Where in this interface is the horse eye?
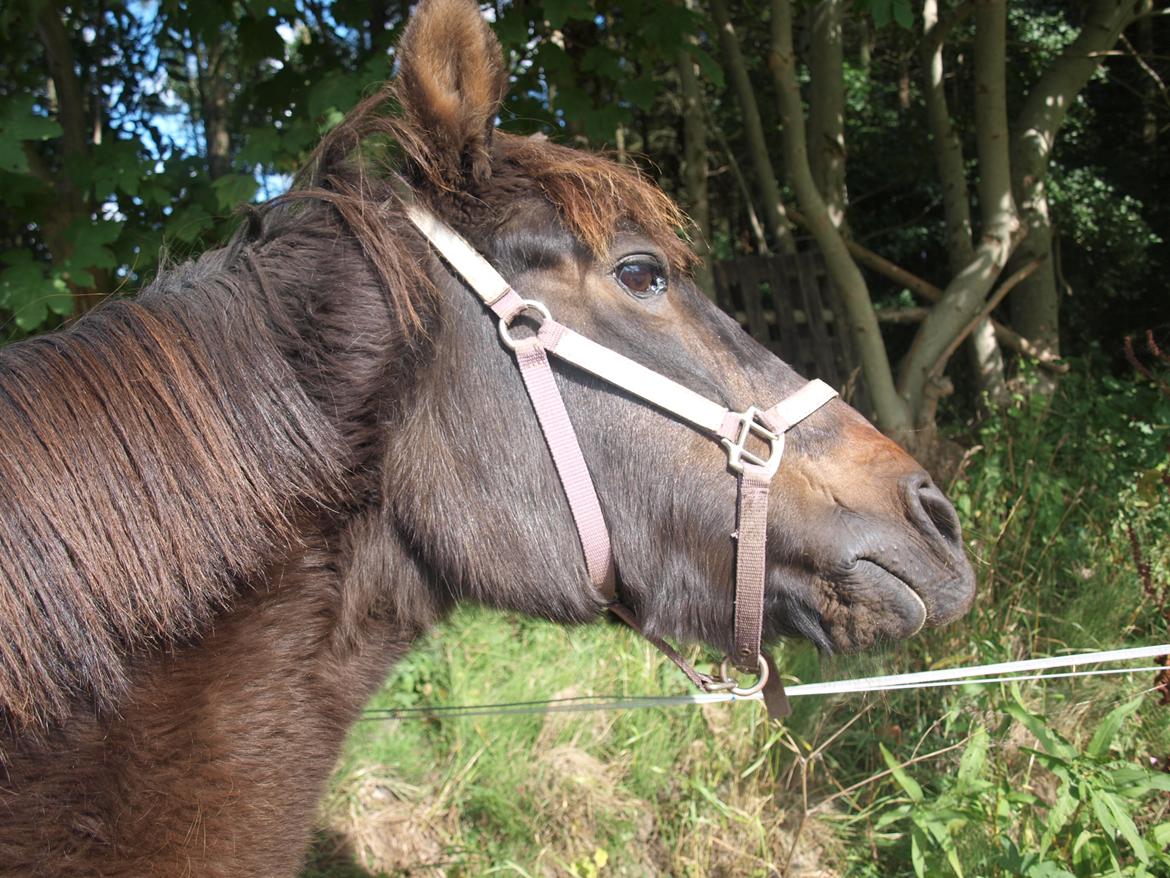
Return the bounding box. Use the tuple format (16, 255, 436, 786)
(615, 259, 667, 298)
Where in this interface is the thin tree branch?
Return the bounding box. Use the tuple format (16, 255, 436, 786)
(707, 0, 798, 255)
(922, 0, 973, 55)
(811, 737, 972, 813)
(927, 258, 1041, 381)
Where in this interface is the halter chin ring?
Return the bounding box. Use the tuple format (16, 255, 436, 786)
(721, 406, 785, 478)
(498, 299, 552, 350)
(718, 654, 770, 697)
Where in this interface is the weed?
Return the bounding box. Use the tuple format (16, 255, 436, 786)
(305, 357, 1170, 877)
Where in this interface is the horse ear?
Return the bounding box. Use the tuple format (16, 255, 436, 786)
(395, 0, 508, 187)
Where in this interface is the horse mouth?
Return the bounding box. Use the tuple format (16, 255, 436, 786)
(813, 559, 931, 654)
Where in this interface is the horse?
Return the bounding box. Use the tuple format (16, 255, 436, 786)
(0, 0, 975, 873)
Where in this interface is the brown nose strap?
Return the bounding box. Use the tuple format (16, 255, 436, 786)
(400, 195, 837, 719)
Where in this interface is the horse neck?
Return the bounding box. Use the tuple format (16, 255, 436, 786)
(0, 250, 349, 736)
(0, 520, 444, 877)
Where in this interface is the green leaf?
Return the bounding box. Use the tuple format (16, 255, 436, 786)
(1087, 696, 1142, 758)
(1090, 790, 1123, 864)
(239, 14, 286, 65)
(1102, 791, 1149, 863)
(583, 104, 628, 144)
(0, 95, 64, 173)
(1024, 863, 1076, 878)
(62, 219, 122, 278)
(641, 5, 700, 55)
(211, 173, 259, 210)
(582, 45, 623, 80)
(1153, 823, 1170, 848)
(0, 253, 71, 331)
(957, 725, 988, 787)
(874, 802, 914, 829)
(910, 823, 928, 878)
(880, 743, 923, 803)
(307, 74, 363, 120)
(1115, 770, 1170, 796)
(88, 138, 144, 199)
(45, 274, 74, 317)
(542, 0, 593, 30)
(620, 78, 658, 112)
(1046, 785, 1078, 840)
(167, 204, 214, 243)
(493, 6, 531, 48)
(238, 127, 282, 166)
(1006, 687, 1077, 760)
(892, 0, 914, 29)
(14, 297, 47, 331)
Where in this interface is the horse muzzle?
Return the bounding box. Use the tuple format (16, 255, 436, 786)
(772, 470, 976, 654)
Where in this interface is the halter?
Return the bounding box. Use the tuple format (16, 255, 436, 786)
(403, 199, 837, 718)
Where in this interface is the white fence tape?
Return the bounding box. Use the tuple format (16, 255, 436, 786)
(361, 644, 1170, 721)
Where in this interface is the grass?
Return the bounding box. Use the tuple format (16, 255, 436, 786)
(304, 362, 1170, 877)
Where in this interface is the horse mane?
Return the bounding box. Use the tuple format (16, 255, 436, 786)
(1, 27, 696, 737)
(0, 250, 347, 736)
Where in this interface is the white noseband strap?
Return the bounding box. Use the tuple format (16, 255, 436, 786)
(401, 198, 837, 712)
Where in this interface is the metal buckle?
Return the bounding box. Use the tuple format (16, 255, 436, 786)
(720, 407, 784, 477)
(717, 654, 770, 697)
(498, 299, 552, 350)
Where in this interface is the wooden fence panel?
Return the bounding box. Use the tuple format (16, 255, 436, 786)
(713, 250, 868, 411)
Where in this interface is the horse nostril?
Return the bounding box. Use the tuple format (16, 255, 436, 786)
(903, 472, 963, 550)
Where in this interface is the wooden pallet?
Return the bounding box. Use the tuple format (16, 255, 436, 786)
(713, 251, 867, 411)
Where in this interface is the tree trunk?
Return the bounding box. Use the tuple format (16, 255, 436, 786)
(34, 0, 103, 312)
(197, 30, 232, 181)
(1138, 3, 1157, 147)
(769, 0, 911, 439)
(1010, 0, 1140, 362)
(711, 120, 770, 254)
(921, 0, 1006, 405)
(807, 0, 847, 229)
(707, 0, 798, 255)
(898, 0, 1018, 422)
(34, 2, 87, 164)
(678, 44, 716, 299)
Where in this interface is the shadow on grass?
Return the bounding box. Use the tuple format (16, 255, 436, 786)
(301, 828, 382, 878)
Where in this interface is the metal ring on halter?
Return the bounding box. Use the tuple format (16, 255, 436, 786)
(718, 654, 770, 697)
(498, 299, 552, 350)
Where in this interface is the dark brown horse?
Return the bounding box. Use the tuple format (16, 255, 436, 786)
(0, 1, 974, 873)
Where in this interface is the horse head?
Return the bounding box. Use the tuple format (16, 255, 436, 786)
(367, 0, 975, 663)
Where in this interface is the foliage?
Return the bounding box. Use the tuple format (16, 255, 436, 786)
(301, 359, 1170, 877)
(876, 693, 1170, 877)
(5, 1, 1166, 355)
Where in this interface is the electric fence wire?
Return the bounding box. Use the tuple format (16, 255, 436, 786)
(359, 643, 1170, 722)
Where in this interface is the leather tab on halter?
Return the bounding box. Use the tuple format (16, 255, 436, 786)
(761, 653, 792, 720)
(489, 286, 525, 321)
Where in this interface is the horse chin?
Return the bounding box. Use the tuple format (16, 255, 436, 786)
(806, 560, 930, 654)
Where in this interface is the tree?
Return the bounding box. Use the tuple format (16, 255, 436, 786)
(1009, 0, 1142, 370)
(2, 0, 1166, 449)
